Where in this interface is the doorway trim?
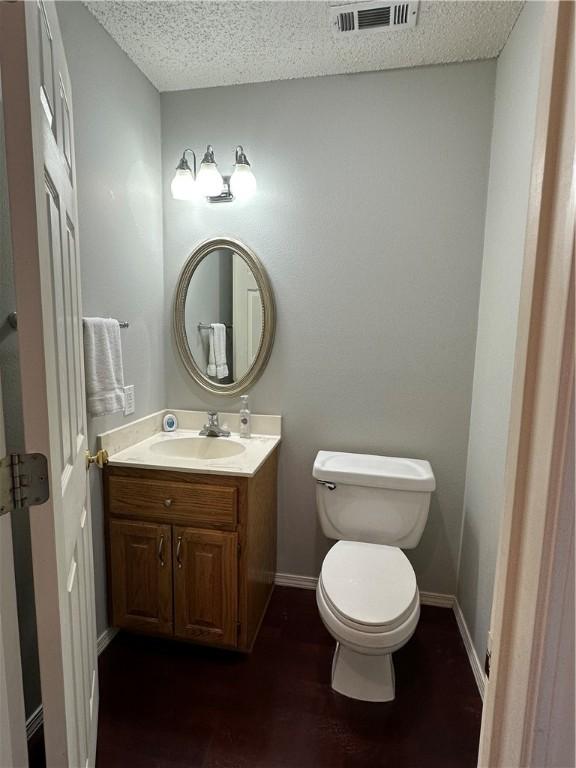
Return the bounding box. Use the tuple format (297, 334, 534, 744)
(478, 1, 574, 765)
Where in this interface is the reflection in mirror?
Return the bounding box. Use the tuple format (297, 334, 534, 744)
(173, 238, 275, 396)
(184, 248, 263, 384)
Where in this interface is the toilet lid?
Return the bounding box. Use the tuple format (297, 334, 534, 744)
(320, 541, 418, 630)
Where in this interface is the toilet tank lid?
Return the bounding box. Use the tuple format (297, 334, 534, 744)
(313, 451, 436, 491)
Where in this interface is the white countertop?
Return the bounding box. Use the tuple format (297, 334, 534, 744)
(98, 410, 281, 477)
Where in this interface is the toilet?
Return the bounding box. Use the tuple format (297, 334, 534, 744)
(313, 450, 435, 703)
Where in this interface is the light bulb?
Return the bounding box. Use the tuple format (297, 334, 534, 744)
(196, 145, 223, 197)
(171, 167, 197, 200)
(230, 164, 257, 200)
(197, 162, 224, 197)
(230, 146, 256, 201)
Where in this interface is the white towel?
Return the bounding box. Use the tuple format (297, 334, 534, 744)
(207, 323, 229, 380)
(83, 318, 125, 416)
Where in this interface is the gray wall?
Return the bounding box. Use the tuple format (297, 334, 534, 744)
(457, 2, 545, 663)
(161, 62, 495, 593)
(57, 2, 164, 636)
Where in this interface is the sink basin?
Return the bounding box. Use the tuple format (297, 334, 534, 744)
(150, 437, 246, 460)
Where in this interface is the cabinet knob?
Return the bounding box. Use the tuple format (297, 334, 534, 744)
(164, 498, 172, 508)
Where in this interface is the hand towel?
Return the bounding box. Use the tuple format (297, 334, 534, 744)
(207, 323, 229, 380)
(83, 317, 125, 416)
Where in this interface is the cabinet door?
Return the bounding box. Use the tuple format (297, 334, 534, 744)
(109, 520, 173, 635)
(173, 527, 238, 647)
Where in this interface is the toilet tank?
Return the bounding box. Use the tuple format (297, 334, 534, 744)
(313, 451, 435, 549)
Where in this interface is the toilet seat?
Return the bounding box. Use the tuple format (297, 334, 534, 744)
(320, 541, 418, 632)
(316, 578, 420, 655)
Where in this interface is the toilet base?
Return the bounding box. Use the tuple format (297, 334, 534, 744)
(331, 643, 395, 702)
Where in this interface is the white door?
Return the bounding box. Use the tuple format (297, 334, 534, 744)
(0, 2, 99, 766)
(233, 254, 263, 380)
(0, 376, 28, 768)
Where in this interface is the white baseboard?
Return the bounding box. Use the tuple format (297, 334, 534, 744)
(25, 704, 43, 740)
(274, 572, 318, 589)
(97, 627, 118, 656)
(454, 599, 487, 700)
(26, 626, 118, 741)
(419, 591, 455, 608)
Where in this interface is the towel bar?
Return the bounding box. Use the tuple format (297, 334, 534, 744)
(5, 313, 129, 331)
(198, 322, 233, 331)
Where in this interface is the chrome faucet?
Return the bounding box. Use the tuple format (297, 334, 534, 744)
(199, 411, 231, 438)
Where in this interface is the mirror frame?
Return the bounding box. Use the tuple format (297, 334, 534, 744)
(173, 237, 276, 396)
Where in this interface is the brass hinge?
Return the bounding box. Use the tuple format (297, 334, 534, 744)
(0, 453, 50, 517)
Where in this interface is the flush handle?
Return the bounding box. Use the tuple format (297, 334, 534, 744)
(317, 481, 336, 491)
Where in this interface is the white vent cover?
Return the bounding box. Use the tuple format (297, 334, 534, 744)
(330, 1, 419, 34)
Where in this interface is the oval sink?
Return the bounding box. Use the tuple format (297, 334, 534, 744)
(150, 437, 246, 460)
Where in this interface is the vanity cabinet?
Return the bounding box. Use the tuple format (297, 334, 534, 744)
(173, 527, 238, 646)
(109, 519, 173, 636)
(103, 450, 277, 652)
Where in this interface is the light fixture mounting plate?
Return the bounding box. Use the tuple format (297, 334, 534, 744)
(207, 175, 234, 204)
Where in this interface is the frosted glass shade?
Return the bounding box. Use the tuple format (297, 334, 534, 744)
(196, 162, 224, 197)
(230, 164, 257, 200)
(171, 168, 197, 200)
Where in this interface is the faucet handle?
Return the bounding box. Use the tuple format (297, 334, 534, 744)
(207, 411, 219, 425)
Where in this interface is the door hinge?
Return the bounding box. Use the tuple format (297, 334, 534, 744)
(0, 453, 50, 517)
(484, 629, 493, 677)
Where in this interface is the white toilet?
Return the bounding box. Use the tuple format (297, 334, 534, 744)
(313, 450, 435, 703)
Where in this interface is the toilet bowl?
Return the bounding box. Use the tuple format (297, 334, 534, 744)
(316, 540, 420, 701)
(313, 451, 435, 702)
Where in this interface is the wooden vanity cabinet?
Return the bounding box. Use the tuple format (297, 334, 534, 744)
(109, 519, 173, 636)
(173, 527, 238, 646)
(103, 450, 277, 652)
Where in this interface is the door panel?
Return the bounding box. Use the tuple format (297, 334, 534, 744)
(0, 378, 27, 767)
(109, 520, 173, 635)
(38, 0, 55, 130)
(0, 2, 98, 764)
(174, 527, 238, 646)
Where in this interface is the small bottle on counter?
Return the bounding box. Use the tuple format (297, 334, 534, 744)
(239, 395, 251, 438)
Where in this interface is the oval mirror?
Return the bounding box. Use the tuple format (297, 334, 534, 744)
(173, 237, 276, 395)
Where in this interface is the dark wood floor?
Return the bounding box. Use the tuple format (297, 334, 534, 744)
(30, 586, 482, 768)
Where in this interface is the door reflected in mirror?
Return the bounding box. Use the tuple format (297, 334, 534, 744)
(174, 238, 275, 395)
(184, 248, 263, 384)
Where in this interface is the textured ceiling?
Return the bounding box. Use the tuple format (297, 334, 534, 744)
(83, 1, 523, 92)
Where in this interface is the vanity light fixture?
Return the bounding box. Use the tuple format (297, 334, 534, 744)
(196, 145, 224, 197)
(230, 146, 257, 200)
(170, 148, 198, 200)
(170, 144, 256, 203)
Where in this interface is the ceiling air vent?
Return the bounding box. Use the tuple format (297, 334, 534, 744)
(330, 1, 419, 34)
